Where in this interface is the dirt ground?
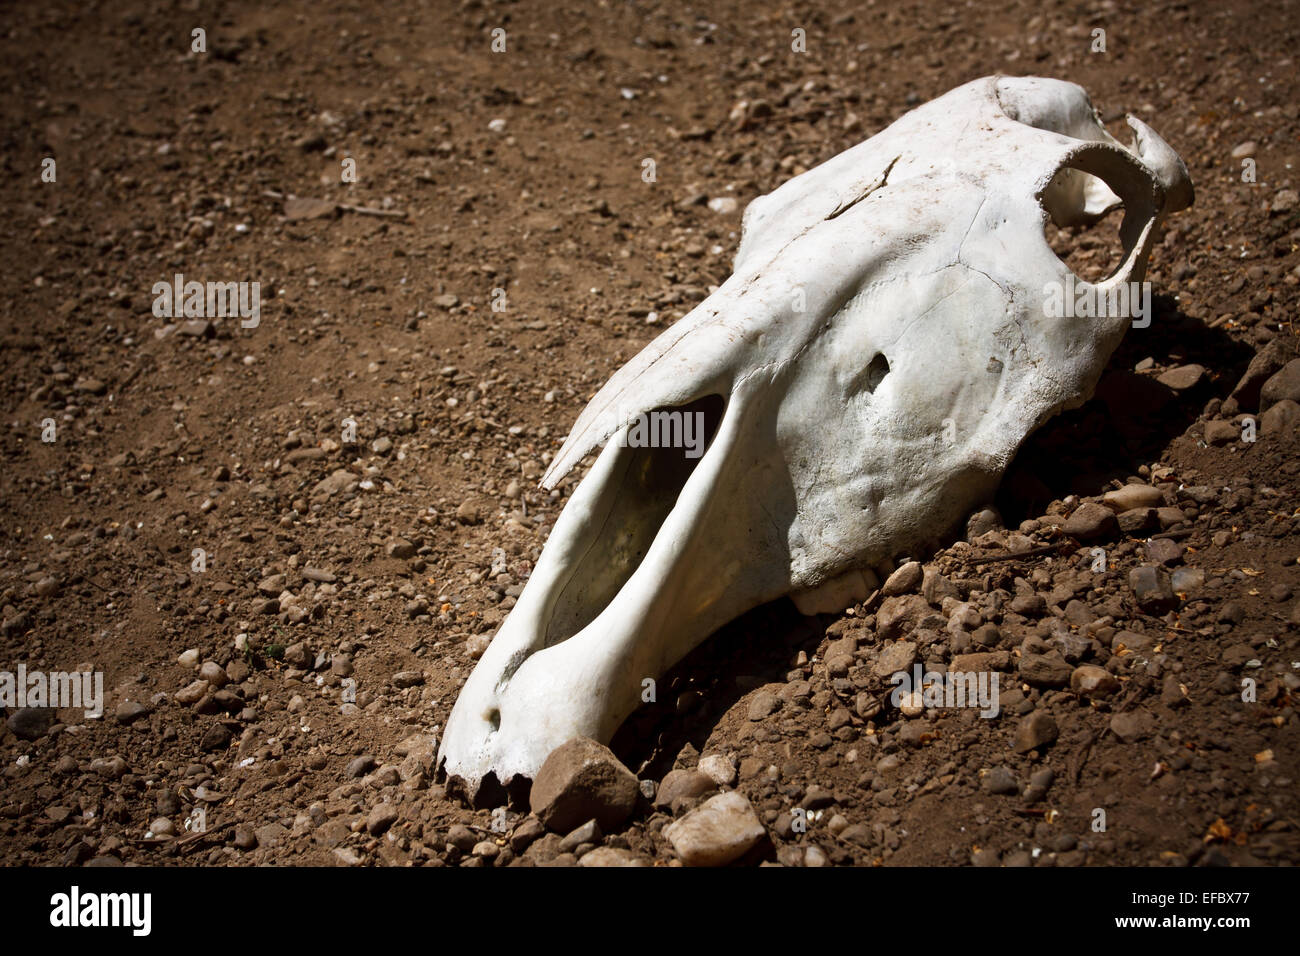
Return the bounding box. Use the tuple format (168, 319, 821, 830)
(1, 0, 1297, 867)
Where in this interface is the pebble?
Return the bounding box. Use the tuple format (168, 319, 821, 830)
(1110, 709, 1156, 743)
(747, 690, 781, 720)
(1204, 420, 1239, 445)
(1260, 360, 1300, 409)
(114, 701, 150, 724)
(873, 640, 917, 679)
(697, 754, 738, 787)
(579, 847, 649, 867)
(1070, 664, 1119, 698)
(6, 707, 54, 740)
(982, 766, 1019, 795)
(199, 661, 228, 687)
(1261, 399, 1298, 435)
(1014, 710, 1059, 753)
(346, 755, 376, 778)
(881, 560, 923, 596)
(1018, 652, 1072, 688)
(1129, 565, 1178, 614)
(1145, 537, 1184, 566)
(1063, 502, 1119, 541)
(199, 725, 232, 751)
(90, 756, 127, 779)
(385, 538, 416, 559)
(528, 737, 639, 832)
(663, 791, 766, 866)
(446, 824, 478, 852)
(366, 803, 399, 836)
(558, 818, 601, 853)
(1103, 484, 1164, 512)
(654, 769, 717, 810)
(1156, 364, 1205, 391)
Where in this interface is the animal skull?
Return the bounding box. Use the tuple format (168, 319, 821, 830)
(438, 75, 1192, 800)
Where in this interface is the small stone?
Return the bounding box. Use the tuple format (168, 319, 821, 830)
(579, 847, 649, 867)
(177, 319, 214, 338)
(1156, 364, 1205, 391)
(1014, 710, 1058, 753)
(747, 690, 781, 721)
(697, 754, 738, 787)
(175, 680, 209, 705)
(1171, 567, 1205, 593)
(254, 822, 288, 849)
(654, 769, 719, 810)
(1129, 565, 1178, 614)
(33, 576, 59, 597)
(257, 574, 286, 597)
(177, 648, 200, 668)
(198, 661, 229, 687)
(1103, 484, 1164, 512)
(302, 567, 337, 583)
(877, 594, 932, 638)
(7, 707, 54, 740)
(663, 791, 766, 866)
(1261, 359, 1300, 410)
(366, 803, 399, 836)
(199, 725, 232, 752)
(1063, 502, 1119, 541)
(1018, 652, 1072, 688)
(529, 737, 639, 833)
(385, 538, 416, 559)
(1009, 592, 1046, 616)
(446, 824, 478, 852)
(558, 818, 601, 854)
(509, 817, 545, 853)
(1204, 420, 1238, 445)
(1261, 399, 1299, 436)
(1110, 709, 1156, 743)
(1145, 537, 1183, 566)
(74, 377, 107, 395)
(982, 766, 1019, 795)
(874, 640, 918, 679)
(1070, 664, 1119, 698)
(881, 560, 923, 596)
(114, 701, 149, 725)
(89, 756, 127, 779)
(148, 817, 175, 838)
(967, 507, 1004, 538)
(345, 755, 376, 778)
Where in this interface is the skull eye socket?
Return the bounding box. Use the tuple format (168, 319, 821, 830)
(1043, 202, 1126, 285)
(1039, 150, 1161, 287)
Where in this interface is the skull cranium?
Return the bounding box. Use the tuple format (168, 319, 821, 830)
(438, 75, 1193, 801)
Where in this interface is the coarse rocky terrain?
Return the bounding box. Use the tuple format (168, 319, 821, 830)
(0, 0, 1297, 866)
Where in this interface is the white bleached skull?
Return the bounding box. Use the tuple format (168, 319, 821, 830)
(439, 75, 1193, 800)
